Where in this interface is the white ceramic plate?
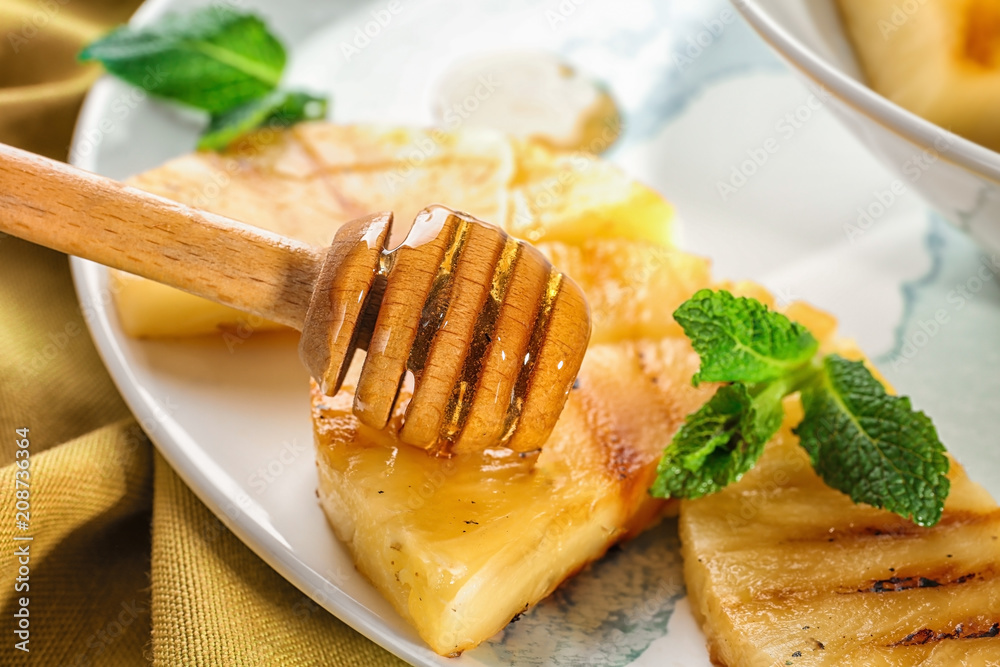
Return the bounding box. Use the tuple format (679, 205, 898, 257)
(70, 0, 1000, 665)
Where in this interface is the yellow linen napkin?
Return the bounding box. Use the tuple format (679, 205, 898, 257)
(0, 1, 405, 664)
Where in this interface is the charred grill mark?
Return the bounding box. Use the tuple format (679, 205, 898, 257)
(851, 565, 993, 594)
(569, 371, 641, 491)
(287, 130, 371, 218)
(865, 576, 941, 593)
(785, 509, 1000, 546)
(604, 347, 678, 495)
(892, 622, 999, 647)
(845, 509, 1000, 537)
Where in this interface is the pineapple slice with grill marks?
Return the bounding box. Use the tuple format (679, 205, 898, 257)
(314, 333, 714, 656)
(536, 239, 710, 344)
(113, 125, 674, 338)
(113, 124, 515, 337)
(681, 400, 1000, 666)
(312, 213, 814, 655)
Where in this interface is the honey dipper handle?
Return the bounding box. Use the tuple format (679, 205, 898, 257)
(0, 142, 322, 329)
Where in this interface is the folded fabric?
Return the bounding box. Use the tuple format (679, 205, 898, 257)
(0, 1, 404, 664)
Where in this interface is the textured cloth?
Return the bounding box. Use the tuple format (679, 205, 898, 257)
(0, 1, 405, 664)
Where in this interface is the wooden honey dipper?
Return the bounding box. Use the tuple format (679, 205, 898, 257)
(0, 143, 591, 454)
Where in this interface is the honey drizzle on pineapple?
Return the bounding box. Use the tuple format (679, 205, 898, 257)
(365, 207, 576, 456)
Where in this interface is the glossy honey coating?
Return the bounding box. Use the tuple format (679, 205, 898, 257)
(300, 205, 591, 454)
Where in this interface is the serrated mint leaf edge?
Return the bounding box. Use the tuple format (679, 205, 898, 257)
(651, 380, 786, 500)
(674, 289, 818, 386)
(795, 354, 950, 527)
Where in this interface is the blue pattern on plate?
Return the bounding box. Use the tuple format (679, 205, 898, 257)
(878, 216, 949, 365)
(486, 519, 686, 666)
(555, 0, 783, 155)
(880, 217, 1000, 491)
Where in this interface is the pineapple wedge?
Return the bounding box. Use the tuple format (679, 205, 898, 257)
(314, 335, 714, 656)
(536, 239, 710, 344)
(113, 124, 672, 337)
(314, 288, 835, 657)
(113, 124, 514, 337)
(506, 140, 675, 246)
(837, 0, 1000, 152)
(681, 401, 1000, 666)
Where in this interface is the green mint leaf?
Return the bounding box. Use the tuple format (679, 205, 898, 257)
(795, 354, 950, 527)
(674, 289, 818, 386)
(651, 381, 785, 499)
(197, 90, 327, 150)
(80, 7, 285, 112)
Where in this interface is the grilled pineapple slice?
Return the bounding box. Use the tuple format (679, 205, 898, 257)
(837, 0, 1000, 152)
(113, 124, 672, 337)
(314, 286, 836, 656)
(536, 239, 710, 343)
(506, 140, 675, 246)
(114, 124, 514, 337)
(314, 334, 713, 656)
(681, 401, 1000, 666)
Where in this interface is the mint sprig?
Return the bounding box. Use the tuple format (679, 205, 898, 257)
(675, 289, 818, 386)
(651, 289, 950, 527)
(80, 7, 327, 149)
(797, 355, 950, 527)
(651, 382, 783, 499)
(198, 91, 327, 150)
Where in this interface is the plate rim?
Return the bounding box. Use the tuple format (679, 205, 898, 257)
(66, 1, 454, 665)
(735, 0, 1000, 185)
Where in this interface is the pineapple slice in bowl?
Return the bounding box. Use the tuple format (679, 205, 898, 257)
(837, 0, 1000, 154)
(735, 0, 1000, 255)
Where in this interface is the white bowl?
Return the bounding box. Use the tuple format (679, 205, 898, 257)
(735, 0, 1000, 255)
